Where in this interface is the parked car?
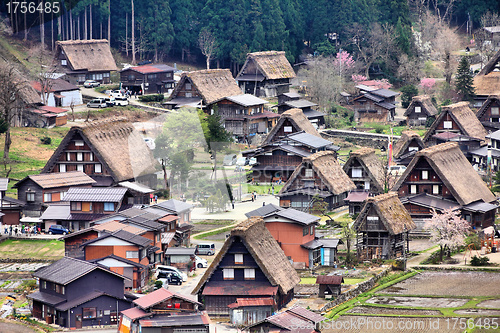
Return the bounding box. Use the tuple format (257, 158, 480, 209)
(195, 242, 215, 256)
(104, 97, 115, 107)
(156, 265, 188, 282)
(114, 96, 129, 106)
(83, 80, 100, 88)
(236, 157, 248, 166)
(156, 272, 183, 285)
(87, 98, 107, 108)
(223, 154, 237, 166)
(195, 255, 208, 268)
(143, 137, 155, 150)
(48, 225, 70, 235)
(248, 157, 257, 166)
(389, 165, 407, 175)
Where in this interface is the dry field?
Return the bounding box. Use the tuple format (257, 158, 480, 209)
(379, 271, 500, 297)
(347, 306, 441, 316)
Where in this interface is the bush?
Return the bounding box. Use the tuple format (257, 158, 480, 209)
(470, 255, 490, 266)
(372, 124, 385, 134)
(139, 94, 164, 102)
(40, 136, 51, 145)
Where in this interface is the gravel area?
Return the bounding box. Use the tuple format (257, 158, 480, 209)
(379, 271, 500, 297)
(366, 296, 468, 308)
(478, 299, 500, 308)
(0, 321, 38, 333)
(347, 306, 441, 316)
(455, 309, 500, 316)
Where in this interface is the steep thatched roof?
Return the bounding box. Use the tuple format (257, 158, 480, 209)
(353, 192, 415, 235)
(343, 148, 385, 193)
(393, 142, 496, 206)
(474, 49, 500, 96)
(192, 217, 300, 295)
(423, 102, 487, 143)
(238, 51, 295, 80)
(263, 108, 319, 145)
(42, 118, 158, 182)
(56, 40, 117, 72)
(280, 151, 356, 196)
(393, 131, 425, 158)
(404, 95, 438, 116)
(169, 69, 242, 105)
(476, 95, 500, 120)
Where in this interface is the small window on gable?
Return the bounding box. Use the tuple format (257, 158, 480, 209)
(185, 83, 192, 90)
(284, 126, 292, 133)
(75, 140, 84, 146)
(77, 164, 84, 172)
(433, 185, 440, 194)
(410, 185, 417, 194)
(234, 254, 243, 264)
(352, 168, 362, 178)
(244, 268, 255, 280)
(95, 164, 102, 173)
(305, 168, 313, 178)
(492, 107, 499, 115)
(414, 106, 421, 113)
(223, 268, 234, 280)
(66, 152, 71, 161)
(61, 59, 67, 66)
(443, 121, 452, 129)
(104, 202, 115, 211)
(26, 192, 35, 202)
(422, 170, 428, 180)
(186, 92, 192, 98)
(59, 164, 66, 172)
(77, 152, 83, 161)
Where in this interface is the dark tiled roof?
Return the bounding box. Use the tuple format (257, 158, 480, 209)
(287, 306, 325, 324)
(301, 239, 323, 250)
(139, 313, 210, 327)
(274, 209, 320, 225)
(134, 287, 200, 310)
(40, 203, 71, 220)
(286, 132, 334, 149)
(165, 247, 196, 255)
(316, 275, 343, 285)
(83, 229, 151, 247)
(56, 290, 105, 311)
(63, 187, 128, 202)
(121, 307, 148, 320)
(89, 254, 147, 268)
(154, 199, 193, 213)
(14, 171, 96, 189)
(27, 291, 65, 306)
(202, 281, 278, 296)
(245, 203, 283, 218)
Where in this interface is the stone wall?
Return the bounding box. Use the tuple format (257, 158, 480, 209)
(320, 129, 400, 150)
(318, 266, 392, 312)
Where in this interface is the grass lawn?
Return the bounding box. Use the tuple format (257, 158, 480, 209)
(0, 239, 64, 260)
(300, 277, 317, 284)
(246, 184, 283, 195)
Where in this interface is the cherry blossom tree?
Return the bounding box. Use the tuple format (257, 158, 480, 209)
(420, 78, 436, 95)
(424, 208, 470, 262)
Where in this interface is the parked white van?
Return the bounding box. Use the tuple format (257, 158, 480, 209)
(195, 243, 215, 255)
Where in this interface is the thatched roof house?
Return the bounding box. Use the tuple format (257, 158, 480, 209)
(423, 101, 487, 144)
(42, 118, 158, 187)
(404, 95, 438, 126)
(474, 49, 500, 102)
(475, 95, 500, 132)
(393, 131, 426, 166)
(393, 142, 495, 206)
(55, 39, 117, 85)
(262, 108, 319, 145)
(192, 217, 299, 316)
(166, 69, 242, 108)
(236, 51, 296, 97)
(343, 147, 385, 194)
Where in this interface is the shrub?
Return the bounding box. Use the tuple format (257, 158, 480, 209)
(470, 255, 490, 266)
(40, 136, 51, 145)
(139, 94, 164, 102)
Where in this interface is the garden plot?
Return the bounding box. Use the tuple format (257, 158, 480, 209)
(478, 299, 500, 308)
(366, 296, 468, 308)
(455, 309, 500, 316)
(0, 263, 49, 272)
(347, 306, 441, 316)
(379, 271, 500, 297)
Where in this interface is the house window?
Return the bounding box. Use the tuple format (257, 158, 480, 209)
(60, 191, 67, 200)
(43, 193, 52, 202)
(55, 284, 65, 294)
(77, 152, 83, 161)
(244, 268, 255, 280)
(71, 202, 82, 211)
(303, 226, 309, 236)
(409, 146, 419, 152)
(61, 59, 67, 66)
(128, 74, 135, 81)
(443, 121, 452, 129)
(492, 107, 499, 115)
(41, 280, 46, 289)
(433, 185, 440, 195)
(422, 170, 428, 180)
(305, 168, 313, 178)
(104, 202, 115, 211)
(223, 268, 234, 280)
(126, 251, 139, 259)
(89, 152, 93, 161)
(364, 181, 370, 190)
(95, 164, 102, 173)
(310, 225, 314, 235)
(234, 254, 243, 264)
(103, 72, 110, 78)
(59, 164, 66, 172)
(185, 92, 192, 98)
(184, 213, 189, 221)
(410, 185, 417, 194)
(77, 164, 84, 172)
(66, 152, 71, 161)
(415, 106, 421, 113)
(185, 83, 192, 90)
(147, 74, 157, 80)
(352, 168, 362, 178)
(284, 126, 292, 133)
(75, 140, 84, 146)
(95, 73, 103, 80)
(82, 202, 92, 212)
(83, 307, 97, 319)
(291, 201, 302, 208)
(26, 192, 35, 202)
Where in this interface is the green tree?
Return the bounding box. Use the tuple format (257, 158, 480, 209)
(400, 84, 419, 108)
(340, 221, 356, 266)
(200, 110, 233, 182)
(140, 0, 174, 62)
(455, 56, 475, 102)
(170, 0, 198, 61)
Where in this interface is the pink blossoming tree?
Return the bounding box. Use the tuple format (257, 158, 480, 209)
(420, 78, 436, 95)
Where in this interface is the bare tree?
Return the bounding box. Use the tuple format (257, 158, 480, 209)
(131, 0, 136, 64)
(198, 29, 217, 70)
(480, 10, 500, 28)
(0, 63, 32, 168)
(28, 45, 58, 105)
(397, 54, 423, 85)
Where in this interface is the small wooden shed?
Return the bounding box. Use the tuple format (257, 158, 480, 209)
(316, 275, 344, 298)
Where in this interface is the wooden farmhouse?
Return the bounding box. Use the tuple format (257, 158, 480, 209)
(28, 257, 132, 329)
(276, 92, 324, 128)
(215, 94, 279, 141)
(354, 192, 415, 260)
(393, 142, 498, 229)
(228, 298, 275, 327)
(55, 39, 117, 85)
(423, 102, 487, 154)
(470, 130, 500, 172)
(192, 217, 300, 317)
(13, 171, 95, 218)
(42, 118, 158, 189)
(343, 148, 385, 215)
(0, 178, 25, 226)
(278, 151, 356, 211)
(262, 108, 319, 145)
(118, 288, 209, 333)
(165, 69, 241, 110)
(393, 130, 426, 166)
(247, 131, 339, 184)
(236, 51, 296, 97)
(404, 95, 438, 127)
(316, 275, 344, 298)
(120, 63, 176, 95)
(473, 49, 500, 107)
(351, 88, 398, 123)
(25, 105, 68, 128)
(475, 95, 500, 132)
(31, 78, 83, 107)
(245, 306, 325, 333)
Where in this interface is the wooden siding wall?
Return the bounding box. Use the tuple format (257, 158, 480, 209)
(397, 159, 452, 199)
(65, 232, 99, 259)
(478, 100, 500, 122)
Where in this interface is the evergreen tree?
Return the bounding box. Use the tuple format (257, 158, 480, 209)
(455, 56, 475, 102)
(400, 84, 418, 108)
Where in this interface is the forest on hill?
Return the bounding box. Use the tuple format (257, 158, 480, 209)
(0, 0, 499, 79)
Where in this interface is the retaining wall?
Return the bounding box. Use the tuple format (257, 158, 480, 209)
(320, 129, 400, 150)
